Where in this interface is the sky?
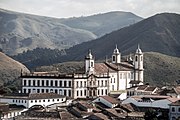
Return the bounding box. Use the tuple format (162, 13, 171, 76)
(0, 0, 180, 18)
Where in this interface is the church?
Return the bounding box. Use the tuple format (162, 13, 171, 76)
(21, 45, 144, 99)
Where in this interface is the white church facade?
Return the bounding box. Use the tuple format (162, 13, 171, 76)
(21, 46, 144, 99)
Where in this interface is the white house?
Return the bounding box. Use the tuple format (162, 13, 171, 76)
(0, 93, 66, 108)
(169, 100, 180, 120)
(122, 95, 180, 109)
(93, 96, 119, 108)
(21, 45, 144, 99)
(0, 102, 27, 120)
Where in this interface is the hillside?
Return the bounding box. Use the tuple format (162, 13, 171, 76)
(59, 11, 143, 37)
(0, 9, 142, 55)
(0, 52, 29, 93)
(0, 8, 97, 55)
(63, 13, 180, 61)
(35, 52, 180, 86)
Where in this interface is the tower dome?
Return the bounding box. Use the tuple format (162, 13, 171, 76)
(136, 44, 142, 54)
(113, 45, 120, 54)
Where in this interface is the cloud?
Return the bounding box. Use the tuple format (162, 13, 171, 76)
(0, 0, 179, 18)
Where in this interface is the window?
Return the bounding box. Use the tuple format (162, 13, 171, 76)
(43, 100, 45, 102)
(84, 81, 86, 87)
(50, 89, 53, 93)
(105, 89, 108, 95)
(64, 90, 66, 96)
(80, 81, 82, 87)
(69, 81, 71, 87)
(28, 89, 31, 93)
(28, 80, 31, 86)
(37, 80, 40, 86)
(55, 89, 58, 94)
(23, 89, 26, 93)
(101, 80, 103, 86)
(24, 80, 26, 86)
(52, 99, 54, 102)
(101, 89, 103, 95)
(98, 81, 99, 86)
(37, 89, 40, 93)
(55, 80, 58, 86)
(35, 100, 37, 103)
(136, 56, 137, 61)
(105, 80, 107, 86)
(46, 89, 49, 93)
(84, 90, 86, 96)
(112, 85, 114, 91)
(42, 89, 44, 93)
(91, 62, 94, 67)
(112, 56, 115, 62)
(13, 100, 14, 102)
(51, 80, 53, 86)
(33, 80, 36, 86)
(57, 99, 59, 101)
(64, 81, 67, 87)
(172, 107, 175, 112)
(97, 90, 99, 95)
(59, 81, 62, 87)
(76, 81, 79, 88)
(80, 90, 83, 96)
(42, 80, 44, 86)
(178, 107, 180, 112)
(46, 80, 49, 86)
(31, 100, 33, 103)
(59, 89, 62, 95)
(69, 90, 71, 97)
(77, 90, 79, 96)
(48, 99, 50, 102)
(39, 100, 41, 102)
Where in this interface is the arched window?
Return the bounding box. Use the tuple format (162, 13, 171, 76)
(172, 107, 175, 112)
(136, 56, 137, 61)
(112, 56, 115, 62)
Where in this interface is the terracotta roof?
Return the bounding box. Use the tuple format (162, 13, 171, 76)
(129, 81, 142, 84)
(100, 96, 119, 104)
(77, 101, 94, 109)
(28, 93, 65, 100)
(174, 86, 180, 94)
(104, 62, 134, 71)
(127, 112, 145, 117)
(169, 100, 180, 106)
(168, 97, 180, 103)
(94, 63, 111, 73)
(120, 103, 139, 112)
(136, 85, 148, 90)
(145, 87, 157, 92)
(59, 111, 77, 119)
(105, 108, 126, 118)
(92, 113, 109, 120)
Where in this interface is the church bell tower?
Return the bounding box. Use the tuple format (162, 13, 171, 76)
(112, 45, 121, 64)
(134, 44, 144, 83)
(85, 50, 94, 75)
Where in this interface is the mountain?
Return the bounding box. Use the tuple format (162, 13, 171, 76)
(0, 9, 142, 55)
(13, 13, 180, 69)
(63, 13, 180, 61)
(0, 8, 97, 55)
(0, 52, 29, 93)
(35, 52, 180, 86)
(59, 11, 143, 37)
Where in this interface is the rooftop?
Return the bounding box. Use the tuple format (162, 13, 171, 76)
(100, 96, 119, 104)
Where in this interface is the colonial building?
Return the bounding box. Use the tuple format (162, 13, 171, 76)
(21, 45, 144, 99)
